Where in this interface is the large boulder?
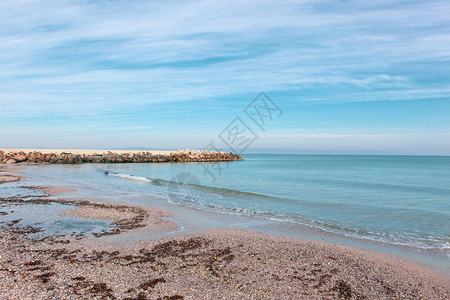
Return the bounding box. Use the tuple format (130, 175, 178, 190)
(13, 154, 27, 162)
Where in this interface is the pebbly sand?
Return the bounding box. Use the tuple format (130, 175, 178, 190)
(0, 166, 449, 299)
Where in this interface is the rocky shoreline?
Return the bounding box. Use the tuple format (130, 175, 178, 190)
(0, 149, 242, 164)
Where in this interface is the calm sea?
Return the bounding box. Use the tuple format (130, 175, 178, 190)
(21, 154, 450, 250)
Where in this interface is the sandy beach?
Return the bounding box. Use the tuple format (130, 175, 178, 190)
(0, 165, 449, 299)
(3, 0, 449, 298)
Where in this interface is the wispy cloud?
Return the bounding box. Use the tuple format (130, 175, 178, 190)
(0, 0, 449, 152)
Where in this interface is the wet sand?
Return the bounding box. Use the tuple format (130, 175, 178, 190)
(1, 166, 449, 299)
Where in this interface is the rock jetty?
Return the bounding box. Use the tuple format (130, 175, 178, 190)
(0, 149, 243, 164)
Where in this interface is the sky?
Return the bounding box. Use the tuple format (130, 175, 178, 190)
(0, 0, 449, 155)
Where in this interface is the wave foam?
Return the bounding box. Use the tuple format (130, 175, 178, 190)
(105, 171, 152, 183)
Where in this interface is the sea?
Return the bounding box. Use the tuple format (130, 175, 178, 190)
(17, 154, 450, 272)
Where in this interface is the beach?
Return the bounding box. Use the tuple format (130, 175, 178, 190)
(3, 0, 449, 298)
(1, 162, 449, 299)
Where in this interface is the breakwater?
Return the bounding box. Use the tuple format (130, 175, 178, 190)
(0, 149, 242, 164)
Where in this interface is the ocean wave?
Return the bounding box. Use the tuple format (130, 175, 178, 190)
(102, 169, 286, 201)
(104, 171, 152, 183)
(99, 169, 449, 250)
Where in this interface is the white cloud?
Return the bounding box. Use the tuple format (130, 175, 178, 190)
(0, 0, 449, 152)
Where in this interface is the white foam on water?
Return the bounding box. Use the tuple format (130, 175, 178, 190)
(106, 172, 152, 183)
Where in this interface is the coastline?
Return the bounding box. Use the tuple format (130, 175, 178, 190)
(1, 164, 449, 299)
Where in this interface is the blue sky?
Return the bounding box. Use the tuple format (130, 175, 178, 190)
(0, 0, 449, 155)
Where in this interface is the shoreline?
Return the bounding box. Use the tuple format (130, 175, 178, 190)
(8, 163, 450, 274)
(1, 165, 449, 298)
(8, 163, 450, 271)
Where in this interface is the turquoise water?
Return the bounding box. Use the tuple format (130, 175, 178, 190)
(20, 155, 450, 250)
